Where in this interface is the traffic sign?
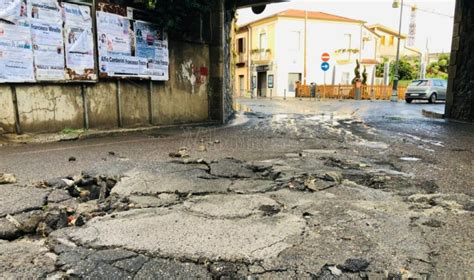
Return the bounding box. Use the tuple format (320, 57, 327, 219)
(321, 62, 330, 72)
(321, 52, 330, 62)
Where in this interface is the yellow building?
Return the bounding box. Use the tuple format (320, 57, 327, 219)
(367, 24, 422, 60)
(234, 26, 251, 97)
(234, 17, 277, 98)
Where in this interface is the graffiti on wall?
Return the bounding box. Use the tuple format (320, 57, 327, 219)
(178, 59, 208, 94)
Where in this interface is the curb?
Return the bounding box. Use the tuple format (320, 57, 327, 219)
(1, 121, 219, 145)
(422, 109, 445, 119)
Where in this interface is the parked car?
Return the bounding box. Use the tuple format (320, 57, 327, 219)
(405, 79, 447, 103)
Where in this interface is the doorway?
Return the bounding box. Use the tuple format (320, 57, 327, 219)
(288, 73, 302, 94)
(239, 75, 245, 96)
(257, 71, 267, 97)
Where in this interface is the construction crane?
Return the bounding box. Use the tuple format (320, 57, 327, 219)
(402, 3, 454, 19)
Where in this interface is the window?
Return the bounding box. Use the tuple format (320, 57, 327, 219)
(341, 72, 350, 84)
(289, 31, 301, 50)
(259, 33, 267, 50)
(381, 36, 386, 45)
(389, 36, 395, 46)
(237, 38, 245, 53)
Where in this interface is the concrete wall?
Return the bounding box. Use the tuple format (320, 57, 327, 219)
(0, 87, 15, 133)
(445, 0, 474, 122)
(0, 40, 211, 134)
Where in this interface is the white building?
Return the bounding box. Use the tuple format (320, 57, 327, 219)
(235, 10, 380, 97)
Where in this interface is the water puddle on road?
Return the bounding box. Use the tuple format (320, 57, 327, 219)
(400, 133, 445, 148)
(400, 156, 422, 162)
(355, 140, 389, 149)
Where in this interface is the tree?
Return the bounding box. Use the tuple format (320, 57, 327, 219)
(362, 66, 368, 85)
(376, 56, 418, 82)
(427, 53, 449, 79)
(352, 59, 361, 84)
(144, 0, 220, 38)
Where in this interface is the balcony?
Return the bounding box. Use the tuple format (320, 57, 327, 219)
(236, 53, 247, 67)
(251, 49, 272, 63)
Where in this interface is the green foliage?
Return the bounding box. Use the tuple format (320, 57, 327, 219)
(427, 53, 449, 79)
(376, 56, 419, 81)
(334, 48, 360, 54)
(351, 59, 361, 84)
(391, 58, 418, 81)
(147, 0, 219, 36)
(362, 66, 368, 85)
(375, 57, 389, 78)
(61, 128, 85, 135)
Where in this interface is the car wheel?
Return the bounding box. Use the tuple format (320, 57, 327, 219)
(428, 93, 437, 104)
(405, 99, 413, 104)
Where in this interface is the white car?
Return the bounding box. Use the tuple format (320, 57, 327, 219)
(405, 79, 447, 103)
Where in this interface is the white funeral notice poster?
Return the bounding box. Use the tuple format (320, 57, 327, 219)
(0, 0, 28, 23)
(0, 22, 35, 82)
(63, 3, 95, 80)
(30, 20, 65, 80)
(27, 0, 62, 24)
(97, 11, 139, 77)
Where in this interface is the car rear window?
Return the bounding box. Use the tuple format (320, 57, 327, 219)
(410, 80, 430, 86)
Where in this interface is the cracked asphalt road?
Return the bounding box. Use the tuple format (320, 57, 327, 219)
(0, 99, 473, 279)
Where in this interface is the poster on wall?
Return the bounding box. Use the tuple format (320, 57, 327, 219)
(0, 22, 35, 82)
(134, 21, 169, 81)
(96, 11, 138, 77)
(63, 3, 96, 80)
(0, 0, 28, 23)
(27, 0, 62, 24)
(30, 20, 65, 80)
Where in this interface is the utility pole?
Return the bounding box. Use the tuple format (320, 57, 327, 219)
(303, 10, 308, 86)
(391, 0, 404, 102)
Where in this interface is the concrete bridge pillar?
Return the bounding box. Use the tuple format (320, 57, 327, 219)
(445, 0, 474, 122)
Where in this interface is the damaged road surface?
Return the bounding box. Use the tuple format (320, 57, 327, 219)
(0, 100, 473, 279)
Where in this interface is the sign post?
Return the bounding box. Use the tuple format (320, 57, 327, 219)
(321, 61, 330, 99)
(320, 53, 332, 99)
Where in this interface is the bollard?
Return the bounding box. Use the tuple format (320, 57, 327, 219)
(284, 89, 287, 100)
(270, 89, 272, 100)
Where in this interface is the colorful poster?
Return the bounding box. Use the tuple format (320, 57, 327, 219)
(134, 21, 169, 81)
(0, 0, 28, 23)
(30, 20, 65, 80)
(63, 3, 95, 80)
(97, 11, 137, 76)
(0, 22, 35, 82)
(27, 0, 62, 24)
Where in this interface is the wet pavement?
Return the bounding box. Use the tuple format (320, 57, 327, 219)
(0, 98, 473, 279)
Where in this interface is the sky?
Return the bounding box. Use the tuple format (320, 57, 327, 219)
(237, 0, 455, 53)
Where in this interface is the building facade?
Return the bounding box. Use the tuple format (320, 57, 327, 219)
(234, 10, 382, 98)
(367, 24, 422, 61)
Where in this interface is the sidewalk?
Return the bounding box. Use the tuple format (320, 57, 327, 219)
(0, 121, 219, 145)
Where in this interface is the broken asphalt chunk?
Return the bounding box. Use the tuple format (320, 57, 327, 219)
(337, 258, 370, 273)
(0, 173, 17, 184)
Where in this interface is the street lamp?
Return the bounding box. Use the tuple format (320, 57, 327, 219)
(391, 0, 404, 102)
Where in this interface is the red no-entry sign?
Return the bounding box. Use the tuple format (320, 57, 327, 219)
(321, 52, 330, 62)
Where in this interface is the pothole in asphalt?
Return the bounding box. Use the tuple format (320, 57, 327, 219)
(0, 172, 121, 240)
